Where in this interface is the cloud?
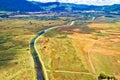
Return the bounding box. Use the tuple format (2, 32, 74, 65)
(28, 0, 120, 5)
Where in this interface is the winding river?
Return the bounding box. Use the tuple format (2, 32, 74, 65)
(30, 30, 45, 80)
(30, 21, 74, 80)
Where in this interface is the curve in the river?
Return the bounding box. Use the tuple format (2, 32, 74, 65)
(30, 21, 74, 80)
(30, 31, 46, 80)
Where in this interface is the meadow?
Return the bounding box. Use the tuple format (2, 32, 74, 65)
(36, 17, 120, 80)
(0, 19, 65, 80)
(0, 14, 120, 80)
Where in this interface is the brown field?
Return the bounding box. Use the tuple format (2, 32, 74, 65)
(36, 21, 120, 80)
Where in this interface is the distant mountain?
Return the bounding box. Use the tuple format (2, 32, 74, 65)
(0, 0, 120, 12)
(32, 2, 120, 12)
(28, 0, 120, 6)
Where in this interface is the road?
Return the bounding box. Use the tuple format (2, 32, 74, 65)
(46, 69, 96, 76)
(30, 21, 74, 80)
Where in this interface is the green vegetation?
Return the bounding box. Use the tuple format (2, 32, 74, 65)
(36, 17, 120, 80)
(98, 73, 117, 80)
(0, 19, 65, 80)
(36, 36, 89, 72)
(36, 26, 97, 79)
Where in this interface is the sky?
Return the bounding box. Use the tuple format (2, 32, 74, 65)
(28, 0, 120, 5)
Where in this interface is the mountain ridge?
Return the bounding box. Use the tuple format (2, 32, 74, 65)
(0, 0, 120, 12)
(28, 0, 120, 6)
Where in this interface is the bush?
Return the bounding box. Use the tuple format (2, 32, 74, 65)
(98, 73, 108, 79)
(98, 73, 118, 80)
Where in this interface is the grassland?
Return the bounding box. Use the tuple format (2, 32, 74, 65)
(36, 19, 120, 80)
(1, 15, 120, 80)
(88, 22, 120, 78)
(36, 26, 97, 80)
(48, 72, 96, 80)
(0, 19, 65, 80)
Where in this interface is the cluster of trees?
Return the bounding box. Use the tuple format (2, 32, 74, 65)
(98, 73, 117, 80)
(0, 14, 9, 18)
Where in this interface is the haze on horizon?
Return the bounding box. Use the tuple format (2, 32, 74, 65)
(28, 0, 120, 5)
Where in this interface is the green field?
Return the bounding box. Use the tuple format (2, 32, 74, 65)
(0, 19, 65, 80)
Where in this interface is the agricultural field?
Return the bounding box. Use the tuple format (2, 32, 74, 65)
(36, 17, 120, 80)
(0, 19, 65, 80)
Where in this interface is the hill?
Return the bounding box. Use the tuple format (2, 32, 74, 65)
(0, 0, 120, 12)
(0, 0, 43, 12)
(34, 2, 120, 12)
